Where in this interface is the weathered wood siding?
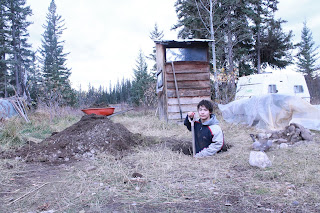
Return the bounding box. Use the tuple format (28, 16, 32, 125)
(165, 61, 211, 121)
(156, 44, 167, 121)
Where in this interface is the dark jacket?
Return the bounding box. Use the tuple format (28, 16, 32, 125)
(184, 114, 225, 157)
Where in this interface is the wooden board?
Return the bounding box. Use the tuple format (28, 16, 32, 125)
(167, 88, 211, 98)
(167, 104, 198, 113)
(167, 80, 210, 90)
(156, 44, 165, 68)
(166, 67, 209, 74)
(166, 72, 210, 82)
(157, 51, 212, 121)
(167, 96, 211, 105)
(168, 113, 187, 120)
(167, 96, 211, 120)
(165, 63, 209, 74)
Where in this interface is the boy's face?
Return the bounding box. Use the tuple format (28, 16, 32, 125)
(198, 105, 210, 122)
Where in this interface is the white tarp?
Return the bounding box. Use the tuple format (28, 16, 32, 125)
(218, 94, 320, 131)
(0, 99, 18, 119)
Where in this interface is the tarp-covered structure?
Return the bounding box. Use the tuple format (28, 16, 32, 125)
(218, 94, 320, 131)
(0, 99, 18, 120)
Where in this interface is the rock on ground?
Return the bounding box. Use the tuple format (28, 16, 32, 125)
(249, 151, 272, 168)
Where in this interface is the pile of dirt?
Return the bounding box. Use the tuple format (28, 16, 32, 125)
(2, 114, 143, 163)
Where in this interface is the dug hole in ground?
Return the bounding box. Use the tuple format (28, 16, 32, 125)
(0, 108, 319, 212)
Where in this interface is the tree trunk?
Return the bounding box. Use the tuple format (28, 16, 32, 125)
(21, 67, 32, 103)
(0, 52, 7, 97)
(11, 10, 22, 96)
(12, 28, 21, 95)
(257, 25, 261, 74)
(227, 16, 235, 97)
(4, 67, 7, 97)
(210, 0, 219, 101)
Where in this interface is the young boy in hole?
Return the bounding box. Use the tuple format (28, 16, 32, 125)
(184, 99, 227, 158)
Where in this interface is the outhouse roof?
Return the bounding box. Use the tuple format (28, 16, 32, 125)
(153, 39, 213, 48)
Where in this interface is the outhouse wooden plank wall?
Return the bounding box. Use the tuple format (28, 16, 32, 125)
(155, 40, 212, 122)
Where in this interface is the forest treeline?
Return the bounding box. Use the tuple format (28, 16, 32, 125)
(0, 0, 319, 107)
(0, 0, 75, 106)
(173, 0, 319, 102)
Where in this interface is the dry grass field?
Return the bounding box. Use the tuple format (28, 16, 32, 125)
(0, 107, 319, 212)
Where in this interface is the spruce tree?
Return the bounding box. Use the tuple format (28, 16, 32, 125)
(245, 0, 293, 73)
(173, 0, 293, 75)
(295, 21, 320, 103)
(131, 50, 153, 106)
(148, 23, 164, 74)
(6, 0, 32, 98)
(122, 79, 132, 104)
(39, 0, 74, 105)
(174, 0, 222, 99)
(295, 21, 319, 77)
(28, 51, 42, 102)
(0, 0, 9, 97)
(259, 19, 293, 69)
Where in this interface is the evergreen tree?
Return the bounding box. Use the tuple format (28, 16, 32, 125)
(120, 77, 126, 103)
(248, 0, 293, 72)
(214, 0, 255, 99)
(6, 0, 32, 98)
(115, 79, 121, 103)
(295, 21, 319, 77)
(0, 0, 9, 97)
(173, 0, 211, 39)
(174, 0, 223, 99)
(74, 78, 133, 107)
(223, 0, 255, 76)
(131, 50, 153, 106)
(173, 0, 293, 76)
(148, 23, 164, 74)
(27, 51, 42, 102)
(123, 78, 132, 104)
(39, 0, 74, 105)
(248, 0, 271, 73)
(108, 80, 112, 103)
(259, 19, 293, 69)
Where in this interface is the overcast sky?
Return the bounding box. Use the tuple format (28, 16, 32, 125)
(27, 0, 320, 90)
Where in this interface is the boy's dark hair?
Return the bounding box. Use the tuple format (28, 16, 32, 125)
(197, 99, 213, 113)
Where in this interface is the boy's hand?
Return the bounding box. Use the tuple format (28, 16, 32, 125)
(187, 112, 195, 119)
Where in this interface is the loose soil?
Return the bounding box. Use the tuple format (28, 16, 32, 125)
(1, 114, 190, 164)
(1, 114, 145, 163)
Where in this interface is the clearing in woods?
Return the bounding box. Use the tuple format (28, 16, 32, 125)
(0, 110, 320, 212)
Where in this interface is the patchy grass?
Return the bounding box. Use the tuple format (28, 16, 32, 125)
(114, 110, 190, 139)
(0, 106, 82, 150)
(0, 118, 24, 147)
(0, 109, 320, 212)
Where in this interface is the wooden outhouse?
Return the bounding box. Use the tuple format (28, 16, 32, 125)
(154, 39, 212, 122)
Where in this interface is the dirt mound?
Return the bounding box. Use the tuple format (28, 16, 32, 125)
(2, 114, 143, 163)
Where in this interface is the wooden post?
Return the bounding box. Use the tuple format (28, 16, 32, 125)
(171, 61, 182, 121)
